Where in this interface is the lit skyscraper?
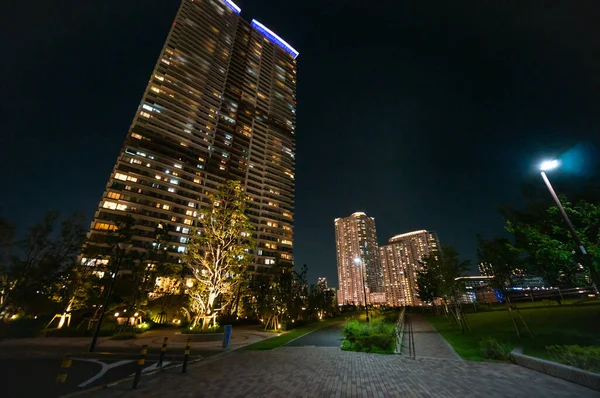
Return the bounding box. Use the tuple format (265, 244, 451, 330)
(379, 230, 440, 306)
(86, 0, 298, 271)
(334, 212, 384, 305)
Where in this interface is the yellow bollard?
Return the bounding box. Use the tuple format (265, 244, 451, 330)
(56, 355, 72, 384)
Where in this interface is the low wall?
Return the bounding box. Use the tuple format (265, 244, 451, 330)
(394, 307, 406, 354)
(510, 348, 600, 392)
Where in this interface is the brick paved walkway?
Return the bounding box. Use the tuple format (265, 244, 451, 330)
(402, 313, 460, 359)
(85, 347, 598, 397)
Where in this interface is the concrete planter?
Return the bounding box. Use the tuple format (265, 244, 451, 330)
(510, 347, 600, 392)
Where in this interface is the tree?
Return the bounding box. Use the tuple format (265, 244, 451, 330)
(420, 247, 470, 332)
(503, 197, 600, 289)
(0, 216, 16, 310)
(183, 181, 254, 329)
(477, 236, 532, 337)
(416, 262, 441, 304)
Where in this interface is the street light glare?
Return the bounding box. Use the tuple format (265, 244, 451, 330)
(354, 257, 361, 264)
(540, 159, 560, 171)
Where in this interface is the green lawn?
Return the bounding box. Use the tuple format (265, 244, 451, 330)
(424, 305, 600, 361)
(245, 315, 355, 350)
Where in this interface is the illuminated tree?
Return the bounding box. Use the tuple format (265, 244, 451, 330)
(183, 181, 254, 329)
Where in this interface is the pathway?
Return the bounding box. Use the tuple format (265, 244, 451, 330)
(286, 322, 344, 347)
(83, 346, 598, 397)
(402, 313, 460, 359)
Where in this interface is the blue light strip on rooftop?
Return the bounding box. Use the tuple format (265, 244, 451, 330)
(251, 19, 299, 59)
(223, 0, 241, 14)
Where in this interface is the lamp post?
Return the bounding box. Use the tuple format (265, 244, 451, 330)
(89, 242, 132, 352)
(354, 257, 369, 322)
(539, 160, 600, 292)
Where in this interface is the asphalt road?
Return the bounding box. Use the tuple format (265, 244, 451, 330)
(286, 322, 344, 347)
(0, 346, 217, 397)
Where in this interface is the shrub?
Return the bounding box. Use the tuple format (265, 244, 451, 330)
(111, 332, 137, 340)
(546, 345, 600, 372)
(479, 338, 510, 360)
(0, 317, 46, 338)
(181, 325, 224, 334)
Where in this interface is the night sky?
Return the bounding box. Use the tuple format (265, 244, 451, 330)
(3, 1, 600, 286)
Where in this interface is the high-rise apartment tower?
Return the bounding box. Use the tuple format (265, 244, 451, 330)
(87, 0, 298, 271)
(334, 212, 384, 305)
(379, 230, 440, 306)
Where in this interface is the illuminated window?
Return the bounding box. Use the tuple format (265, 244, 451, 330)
(283, 225, 292, 231)
(107, 192, 120, 200)
(193, 178, 200, 183)
(282, 212, 292, 218)
(154, 74, 164, 81)
(94, 222, 117, 231)
(265, 243, 277, 250)
(161, 58, 170, 65)
(169, 179, 178, 185)
(182, 227, 190, 234)
(171, 216, 177, 222)
(281, 253, 293, 260)
(150, 86, 160, 93)
(184, 219, 193, 225)
(131, 133, 143, 139)
(168, 187, 176, 193)
(162, 204, 170, 210)
(116, 204, 128, 211)
(115, 173, 127, 181)
(188, 202, 195, 208)
(103, 201, 117, 210)
(140, 111, 151, 118)
(265, 258, 275, 265)
(177, 246, 186, 253)
(281, 239, 292, 246)
(130, 158, 142, 165)
(155, 175, 162, 180)
(186, 210, 193, 216)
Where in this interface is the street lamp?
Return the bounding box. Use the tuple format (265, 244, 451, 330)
(354, 257, 369, 322)
(539, 160, 600, 292)
(89, 242, 132, 352)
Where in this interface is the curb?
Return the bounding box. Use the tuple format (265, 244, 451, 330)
(60, 358, 203, 397)
(510, 347, 600, 392)
(60, 344, 252, 398)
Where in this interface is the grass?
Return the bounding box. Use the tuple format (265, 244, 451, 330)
(245, 315, 356, 350)
(424, 304, 600, 362)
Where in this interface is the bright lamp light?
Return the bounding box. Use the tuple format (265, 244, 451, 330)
(540, 159, 560, 171)
(354, 257, 361, 264)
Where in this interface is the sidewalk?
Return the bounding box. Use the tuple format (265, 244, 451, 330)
(402, 313, 460, 359)
(82, 347, 597, 397)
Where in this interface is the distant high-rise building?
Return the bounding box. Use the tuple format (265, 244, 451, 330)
(317, 277, 328, 291)
(334, 212, 384, 305)
(380, 230, 440, 306)
(86, 0, 298, 271)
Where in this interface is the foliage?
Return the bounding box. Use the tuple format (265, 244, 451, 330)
(0, 212, 101, 323)
(111, 331, 137, 340)
(546, 345, 600, 372)
(183, 181, 255, 329)
(479, 337, 510, 360)
(342, 318, 396, 354)
(502, 197, 600, 288)
(181, 325, 224, 334)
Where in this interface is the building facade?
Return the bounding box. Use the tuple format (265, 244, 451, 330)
(86, 0, 298, 272)
(334, 212, 384, 305)
(379, 230, 440, 306)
